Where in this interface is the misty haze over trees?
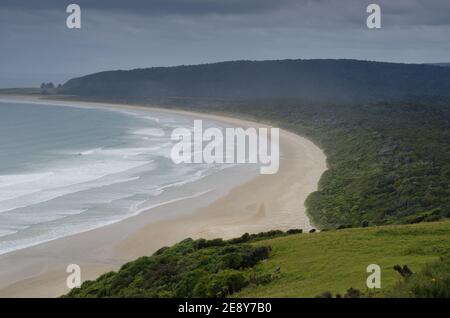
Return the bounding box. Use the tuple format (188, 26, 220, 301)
(61, 59, 450, 103)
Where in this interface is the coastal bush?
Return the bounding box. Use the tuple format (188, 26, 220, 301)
(389, 255, 450, 298)
(286, 229, 303, 235)
(58, 94, 450, 229)
(194, 238, 226, 249)
(145, 97, 450, 229)
(228, 229, 300, 244)
(195, 270, 248, 298)
(65, 237, 273, 298)
(64, 221, 450, 298)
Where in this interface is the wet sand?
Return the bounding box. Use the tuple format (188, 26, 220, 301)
(0, 97, 327, 297)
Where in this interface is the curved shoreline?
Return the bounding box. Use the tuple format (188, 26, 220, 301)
(0, 96, 327, 297)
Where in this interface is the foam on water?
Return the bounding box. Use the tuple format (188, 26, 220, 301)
(132, 128, 166, 137)
(0, 100, 244, 255)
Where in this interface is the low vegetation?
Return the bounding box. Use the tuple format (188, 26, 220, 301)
(389, 255, 450, 298)
(65, 231, 297, 298)
(65, 221, 450, 298)
(235, 220, 450, 297)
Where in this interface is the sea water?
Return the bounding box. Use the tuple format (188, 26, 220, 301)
(0, 99, 250, 255)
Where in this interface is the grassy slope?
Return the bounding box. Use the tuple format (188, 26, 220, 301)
(236, 220, 450, 297)
(65, 220, 450, 298)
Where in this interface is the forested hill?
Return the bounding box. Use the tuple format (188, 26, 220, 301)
(61, 59, 450, 103)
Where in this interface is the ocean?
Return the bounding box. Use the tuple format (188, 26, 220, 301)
(0, 99, 256, 255)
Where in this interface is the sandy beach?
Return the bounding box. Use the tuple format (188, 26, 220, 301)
(0, 97, 327, 297)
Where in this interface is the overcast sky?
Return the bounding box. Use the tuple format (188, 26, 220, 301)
(1, 0, 449, 87)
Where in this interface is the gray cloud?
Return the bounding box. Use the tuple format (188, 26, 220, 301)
(1, 0, 450, 88)
(1, 0, 449, 25)
(0, 0, 299, 15)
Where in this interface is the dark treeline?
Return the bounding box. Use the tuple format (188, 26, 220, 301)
(430, 63, 450, 67)
(61, 59, 450, 103)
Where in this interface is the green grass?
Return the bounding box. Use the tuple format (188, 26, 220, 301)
(65, 237, 274, 298)
(235, 220, 450, 297)
(64, 221, 450, 298)
(388, 254, 450, 298)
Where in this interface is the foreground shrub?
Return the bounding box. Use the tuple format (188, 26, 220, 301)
(389, 255, 450, 298)
(65, 237, 272, 298)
